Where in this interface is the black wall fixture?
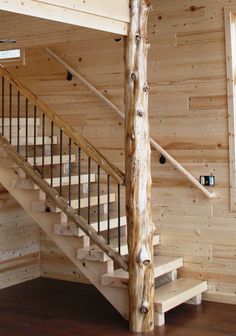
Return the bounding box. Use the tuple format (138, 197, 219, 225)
(67, 71, 73, 81)
(159, 154, 166, 164)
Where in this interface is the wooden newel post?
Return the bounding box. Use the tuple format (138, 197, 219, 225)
(124, 0, 154, 333)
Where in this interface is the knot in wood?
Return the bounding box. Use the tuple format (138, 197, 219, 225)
(127, 132, 135, 141)
(143, 84, 149, 93)
(147, 4, 153, 12)
(130, 72, 137, 81)
(135, 34, 141, 44)
(137, 110, 144, 117)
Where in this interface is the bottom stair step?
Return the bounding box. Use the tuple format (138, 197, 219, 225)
(101, 255, 183, 288)
(154, 278, 207, 326)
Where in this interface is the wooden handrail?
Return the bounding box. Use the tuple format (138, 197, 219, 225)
(44, 48, 216, 199)
(44, 47, 125, 119)
(0, 66, 125, 185)
(149, 139, 215, 199)
(0, 135, 128, 271)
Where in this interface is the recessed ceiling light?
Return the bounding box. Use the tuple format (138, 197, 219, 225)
(0, 39, 16, 44)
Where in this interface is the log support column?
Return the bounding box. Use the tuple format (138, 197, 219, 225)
(124, 0, 154, 332)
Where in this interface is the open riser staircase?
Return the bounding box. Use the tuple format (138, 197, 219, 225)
(0, 66, 207, 327)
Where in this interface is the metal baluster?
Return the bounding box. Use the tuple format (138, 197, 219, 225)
(33, 106, 37, 169)
(9, 82, 12, 144)
(41, 113, 45, 178)
(68, 138, 72, 206)
(59, 129, 63, 196)
(78, 147, 81, 214)
(1, 76, 4, 136)
(17, 91, 20, 153)
(50, 121, 54, 187)
(25, 98, 28, 160)
(118, 184, 121, 254)
(97, 165, 100, 234)
(107, 174, 110, 244)
(88, 157, 91, 225)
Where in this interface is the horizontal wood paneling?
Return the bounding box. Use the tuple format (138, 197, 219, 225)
(176, 28, 225, 47)
(0, 200, 40, 289)
(189, 95, 227, 110)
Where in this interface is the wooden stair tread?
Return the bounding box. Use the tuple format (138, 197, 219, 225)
(0, 118, 40, 126)
(1, 127, 38, 137)
(28, 155, 76, 166)
(10, 136, 57, 146)
(33, 193, 116, 213)
(77, 234, 160, 262)
(45, 174, 96, 187)
(154, 278, 208, 314)
(101, 255, 183, 288)
(49, 193, 116, 212)
(54, 215, 127, 237)
(13, 174, 95, 190)
(0, 154, 70, 168)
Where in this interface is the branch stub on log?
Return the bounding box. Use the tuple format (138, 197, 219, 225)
(137, 110, 144, 117)
(135, 34, 141, 43)
(143, 84, 149, 92)
(140, 303, 149, 314)
(130, 72, 137, 81)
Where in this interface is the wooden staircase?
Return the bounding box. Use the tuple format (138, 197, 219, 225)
(0, 67, 207, 328)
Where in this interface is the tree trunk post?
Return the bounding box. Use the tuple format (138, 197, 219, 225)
(124, 0, 154, 332)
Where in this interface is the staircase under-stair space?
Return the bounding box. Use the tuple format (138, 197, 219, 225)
(0, 66, 208, 328)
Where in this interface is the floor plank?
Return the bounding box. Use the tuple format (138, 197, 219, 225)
(0, 278, 235, 335)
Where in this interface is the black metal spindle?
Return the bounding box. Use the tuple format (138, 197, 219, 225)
(1, 76, 4, 136)
(68, 138, 72, 206)
(117, 184, 121, 254)
(17, 91, 20, 153)
(88, 157, 91, 225)
(50, 121, 54, 187)
(107, 174, 110, 244)
(78, 147, 81, 214)
(97, 165, 101, 234)
(41, 113, 45, 178)
(33, 106, 37, 169)
(25, 98, 28, 160)
(59, 129, 63, 196)
(9, 82, 12, 144)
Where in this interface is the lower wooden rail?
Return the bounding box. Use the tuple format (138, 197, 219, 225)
(44, 47, 216, 200)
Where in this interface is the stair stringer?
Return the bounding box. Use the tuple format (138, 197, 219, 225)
(0, 154, 129, 320)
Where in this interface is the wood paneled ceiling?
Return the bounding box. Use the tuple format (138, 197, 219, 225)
(0, 10, 117, 51)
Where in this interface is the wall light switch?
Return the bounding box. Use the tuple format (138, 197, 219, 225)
(200, 176, 215, 187)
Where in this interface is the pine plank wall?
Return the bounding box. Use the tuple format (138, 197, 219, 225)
(0, 0, 236, 303)
(0, 189, 40, 289)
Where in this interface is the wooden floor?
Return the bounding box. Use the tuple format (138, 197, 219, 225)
(0, 279, 235, 336)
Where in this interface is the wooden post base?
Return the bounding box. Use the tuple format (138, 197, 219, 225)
(155, 312, 165, 326)
(186, 294, 202, 305)
(167, 269, 177, 281)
